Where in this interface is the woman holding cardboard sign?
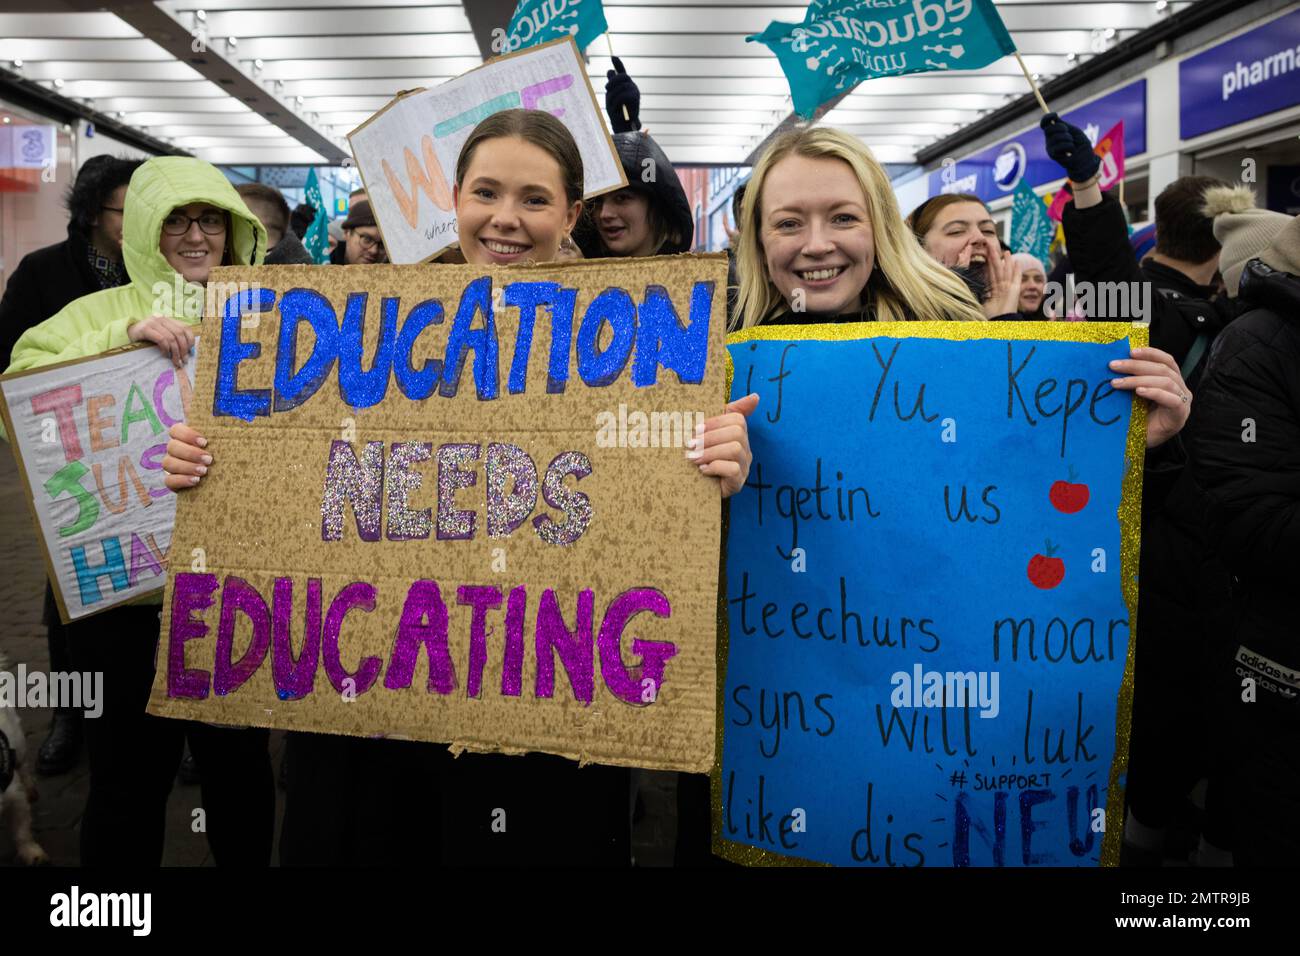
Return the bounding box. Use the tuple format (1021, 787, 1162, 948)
(164, 109, 756, 866)
(5, 155, 275, 866)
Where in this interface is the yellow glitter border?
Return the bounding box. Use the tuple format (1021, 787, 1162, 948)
(713, 321, 1147, 868)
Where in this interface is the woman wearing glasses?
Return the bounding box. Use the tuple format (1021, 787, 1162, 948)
(5, 156, 277, 866)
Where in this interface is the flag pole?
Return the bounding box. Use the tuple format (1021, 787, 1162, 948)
(604, 31, 631, 124)
(1013, 51, 1051, 114)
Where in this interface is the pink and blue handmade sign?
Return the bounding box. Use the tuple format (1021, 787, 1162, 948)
(0, 345, 195, 621)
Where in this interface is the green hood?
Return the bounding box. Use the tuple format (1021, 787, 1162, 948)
(7, 156, 266, 374)
(121, 155, 266, 304)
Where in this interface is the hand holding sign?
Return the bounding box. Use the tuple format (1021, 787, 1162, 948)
(693, 392, 759, 497)
(1107, 346, 1191, 448)
(127, 315, 196, 368)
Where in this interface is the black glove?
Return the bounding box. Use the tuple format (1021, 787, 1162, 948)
(605, 56, 640, 133)
(1041, 112, 1100, 183)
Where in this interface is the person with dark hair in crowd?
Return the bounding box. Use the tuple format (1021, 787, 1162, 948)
(289, 201, 317, 240)
(330, 199, 386, 264)
(235, 182, 313, 264)
(0, 153, 143, 776)
(572, 57, 693, 263)
(1041, 112, 1239, 866)
(1188, 209, 1300, 867)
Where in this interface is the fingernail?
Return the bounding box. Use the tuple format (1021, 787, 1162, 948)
(698, 464, 708, 472)
(201, 454, 212, 465)
(1111, 378, 1123, 386)
(686, 448, 702, 460)
(196, 437, 208, 448)
(685, 437, 698, 450)
(695, 422, 706, 435)
(195, 465, 207, 476)
(189, 475, 200, 485)
(1108, 360, 1122, 368)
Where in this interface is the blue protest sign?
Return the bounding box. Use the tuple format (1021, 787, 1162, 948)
(749, 0, 1017, 119)
(1179, 8, 1300, 141)
(1011, 180, 1054, 264)
(718, 323, 1145, 867)
(502, 0, 607, 54)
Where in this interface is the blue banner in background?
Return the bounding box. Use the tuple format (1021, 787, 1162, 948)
(750, 0, 1017, 119)
(720, 327, 1138, 867)
(928, 81, 1146, 204)
(1179, 8, 1300, 141)
(503, 0, 607, 54)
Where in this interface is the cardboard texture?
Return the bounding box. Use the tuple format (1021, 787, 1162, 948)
(0, 345, 194, 622)
(714, 322, 1148, 867)
(146, 256, 727, 773)
(349, 36, 627, 265)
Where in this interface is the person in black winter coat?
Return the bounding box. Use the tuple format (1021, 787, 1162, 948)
(0, 153, 143, 777)
(1041, 113, 1245, 865)
(1043, 114, 1234, 377)
(1187, 215, 1300, 865)
(575, 57, 694, 261)
(1, 155, 143, 365)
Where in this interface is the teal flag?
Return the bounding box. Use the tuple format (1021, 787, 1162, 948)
(502, 0, 607, 54)
(1011, 179, 1054, 265)
(749, 0, 1017, 118)
(302, 168, 330, 264)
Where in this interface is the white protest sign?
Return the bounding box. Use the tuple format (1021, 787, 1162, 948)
(0, 345, 194, 621)
(349, 36, 626, 264)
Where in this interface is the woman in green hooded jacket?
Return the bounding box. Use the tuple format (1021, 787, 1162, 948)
(5, 156, 276, 866)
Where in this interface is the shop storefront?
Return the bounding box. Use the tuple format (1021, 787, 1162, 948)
(1179, 6, 1300, 213)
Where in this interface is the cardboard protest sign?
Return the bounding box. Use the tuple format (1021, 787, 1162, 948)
(349, 37, 627, 265)
(716, 322, 1146, 866)
(0, 346, 195, 622)
(146, 256, 727, 772)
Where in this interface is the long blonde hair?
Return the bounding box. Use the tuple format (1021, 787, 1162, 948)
(734, 127, 985, 328)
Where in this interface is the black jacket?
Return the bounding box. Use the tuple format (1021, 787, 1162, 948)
(1062, 191, 1239, 541)
(1188, 261, 1300, 695)
(266, 230, 315, 265)
(1061, 193, 1235, 386)
(0, 227, 111, 367)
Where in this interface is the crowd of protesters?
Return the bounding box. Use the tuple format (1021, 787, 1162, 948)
(2, 56, 1297, 868)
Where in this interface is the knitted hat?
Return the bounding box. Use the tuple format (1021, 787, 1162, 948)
(1205, 185, 1293, 297)
(1011, 252, 1046, 275)
(1259, 214, 1300, 278)
(341, 199, 376, 230)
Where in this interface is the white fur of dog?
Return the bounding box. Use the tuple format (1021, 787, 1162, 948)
(0, 651, 49, 865)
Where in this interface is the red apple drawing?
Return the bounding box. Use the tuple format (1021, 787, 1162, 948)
(1028, 541, 1065, 589)
(1050, 466, 1090, 514)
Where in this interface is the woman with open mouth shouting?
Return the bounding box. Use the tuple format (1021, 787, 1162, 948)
(906, 192, 1024, 320)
